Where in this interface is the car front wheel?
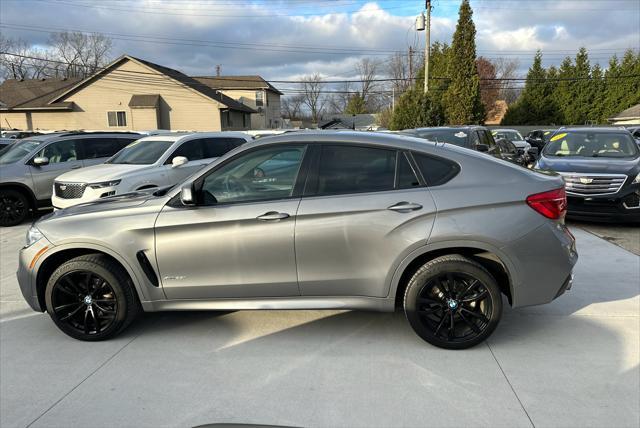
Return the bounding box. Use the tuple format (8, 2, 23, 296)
(404, 254, 503, 349)
(45, 254, 140, 341)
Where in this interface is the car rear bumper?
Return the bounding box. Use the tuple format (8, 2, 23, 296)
(502, 221, 578, 308)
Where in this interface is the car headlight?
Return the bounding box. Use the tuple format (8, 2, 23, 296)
(88, 179, 121, 189)
(25, 225, 44, 248)
(633, 173, 640, 184)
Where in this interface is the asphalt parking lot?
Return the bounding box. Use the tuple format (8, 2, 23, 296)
(1, 221, 639, 428)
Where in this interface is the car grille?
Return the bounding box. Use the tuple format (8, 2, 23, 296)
(559, 173, 627, 196)
(54, 182, 86, 199)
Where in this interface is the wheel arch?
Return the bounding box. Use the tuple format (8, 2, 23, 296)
(390, 242, 515, 309)
(35, 244, 149, 312)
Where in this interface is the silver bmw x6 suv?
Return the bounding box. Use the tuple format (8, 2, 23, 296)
(17, 131, 577, 349)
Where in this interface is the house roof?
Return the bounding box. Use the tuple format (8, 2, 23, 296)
(194, 75, 283, 95)
(0, 78, 81, 110)
(609, 104, 640, 121)
(1, 55, 254, 114)
(128, 94, 161, 108)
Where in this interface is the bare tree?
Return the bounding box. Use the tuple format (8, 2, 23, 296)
(48, 31, 113, 78)
(493, 57, 520, 104)
(354, 57, 381, 111)
(326, 80, 352, 114)
(281, 94, 304, 120)
(386, 51, 413, 96)
(300, 73, 326, 123)
(0, 36, 55, 79)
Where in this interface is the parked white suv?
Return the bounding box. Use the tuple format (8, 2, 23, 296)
(52, 132, 251, 209)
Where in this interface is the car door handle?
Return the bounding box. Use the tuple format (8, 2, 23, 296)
(388, 202, 423, 212)
(257, 211, 290, 221)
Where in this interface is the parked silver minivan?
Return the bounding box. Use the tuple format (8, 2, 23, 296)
(17, 131, 578, 349)
(0, 132, 140, 226)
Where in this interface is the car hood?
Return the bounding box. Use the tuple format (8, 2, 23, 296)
(511, 140, 528, 148)
(538, 155, 640, 175)
(44, 189, 166, 219)
(55, 163, 152, 183)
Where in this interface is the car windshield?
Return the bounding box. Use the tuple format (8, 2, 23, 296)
(0, 139, 43, 164)
(493, 130, 523, 141)
(415, 129, 469, 146)
(543, 131, 639, 158)
(108, 139, 174, 164)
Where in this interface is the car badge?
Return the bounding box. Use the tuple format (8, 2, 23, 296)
(579, 178, 593, 184)
(59, 185, 67, 190)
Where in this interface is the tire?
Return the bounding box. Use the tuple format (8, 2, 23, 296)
(0, 189, 29, 227)
(45, 254, 140, 341)
(403, 254, 502, 350)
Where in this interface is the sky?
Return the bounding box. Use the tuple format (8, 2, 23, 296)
(0, 0, 639, 84)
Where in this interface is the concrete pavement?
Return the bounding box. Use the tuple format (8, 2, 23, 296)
(0, 224, 638, 428)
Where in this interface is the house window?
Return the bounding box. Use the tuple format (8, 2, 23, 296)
(255, 91, 264, 107)
(107, 111, 127, 127)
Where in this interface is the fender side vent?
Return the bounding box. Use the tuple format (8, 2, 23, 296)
(136, 250, 159, 287)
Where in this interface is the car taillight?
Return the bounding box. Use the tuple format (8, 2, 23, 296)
(526, 187, 567, 220)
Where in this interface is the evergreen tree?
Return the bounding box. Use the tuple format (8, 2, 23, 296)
(389, 89, 445, 130)
(587, 63, 605, 122)
(442, 0, 484, 124)
(554, 56, 575, 124)
(344, 94, 367, 115)
(570, 47, 592, 124)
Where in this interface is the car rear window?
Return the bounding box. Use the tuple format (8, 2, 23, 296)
(413, 153, 460, 186)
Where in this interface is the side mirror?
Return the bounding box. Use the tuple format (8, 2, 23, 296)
(180, 183, 196, 206)
(32, 157, 49, 166)
(172, 156, 188, 168)
(476, 144, 489, 152)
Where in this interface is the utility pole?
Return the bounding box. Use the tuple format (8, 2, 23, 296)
(424, 0, 431, 93)
(408, 45, 413, 84)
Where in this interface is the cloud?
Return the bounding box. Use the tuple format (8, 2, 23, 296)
(0, 0, 637, 84)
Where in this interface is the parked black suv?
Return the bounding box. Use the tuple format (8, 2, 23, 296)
(525, 129, 556, 152)
(404, 126, 528, 166)
(536, 128, 640, 222)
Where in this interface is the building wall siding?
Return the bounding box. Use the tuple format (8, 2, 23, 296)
(219, 88, 282, 129)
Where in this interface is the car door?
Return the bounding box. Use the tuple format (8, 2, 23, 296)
(166, 138, 213, 184)
(294, 144, 437, 298)
(155, 144, 309, 299)
(29, 139, 83, 200)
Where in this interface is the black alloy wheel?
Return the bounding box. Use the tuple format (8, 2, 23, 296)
(51, 270, 118, 336)
(0, 190, 29, 227)
(404, 255, 502, 349)
(416, 272, 492, 343)
(45, 254, 140, 341)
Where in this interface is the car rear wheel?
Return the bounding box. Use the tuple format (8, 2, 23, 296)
(404, 255, 502, 349)
(0, 189, 29, 227)
(45, 254, 140, 341)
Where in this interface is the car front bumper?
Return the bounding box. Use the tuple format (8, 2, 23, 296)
(567, 189, 640, 223)
(16, 238, 52, 312)
(52, 184, 119, 209)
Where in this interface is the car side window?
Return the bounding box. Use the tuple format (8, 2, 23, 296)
(413, 153, 460, 186)
(35, 140, 78, 164)
(201, 138, 241, 158)
(81, 138, 129, 159)
(169, 139, 205, 163)
(199, 145, 306, 205)
(396, 152, 421, 188)
(315, 145, 396, 195)
(470, 131, 481, 148)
